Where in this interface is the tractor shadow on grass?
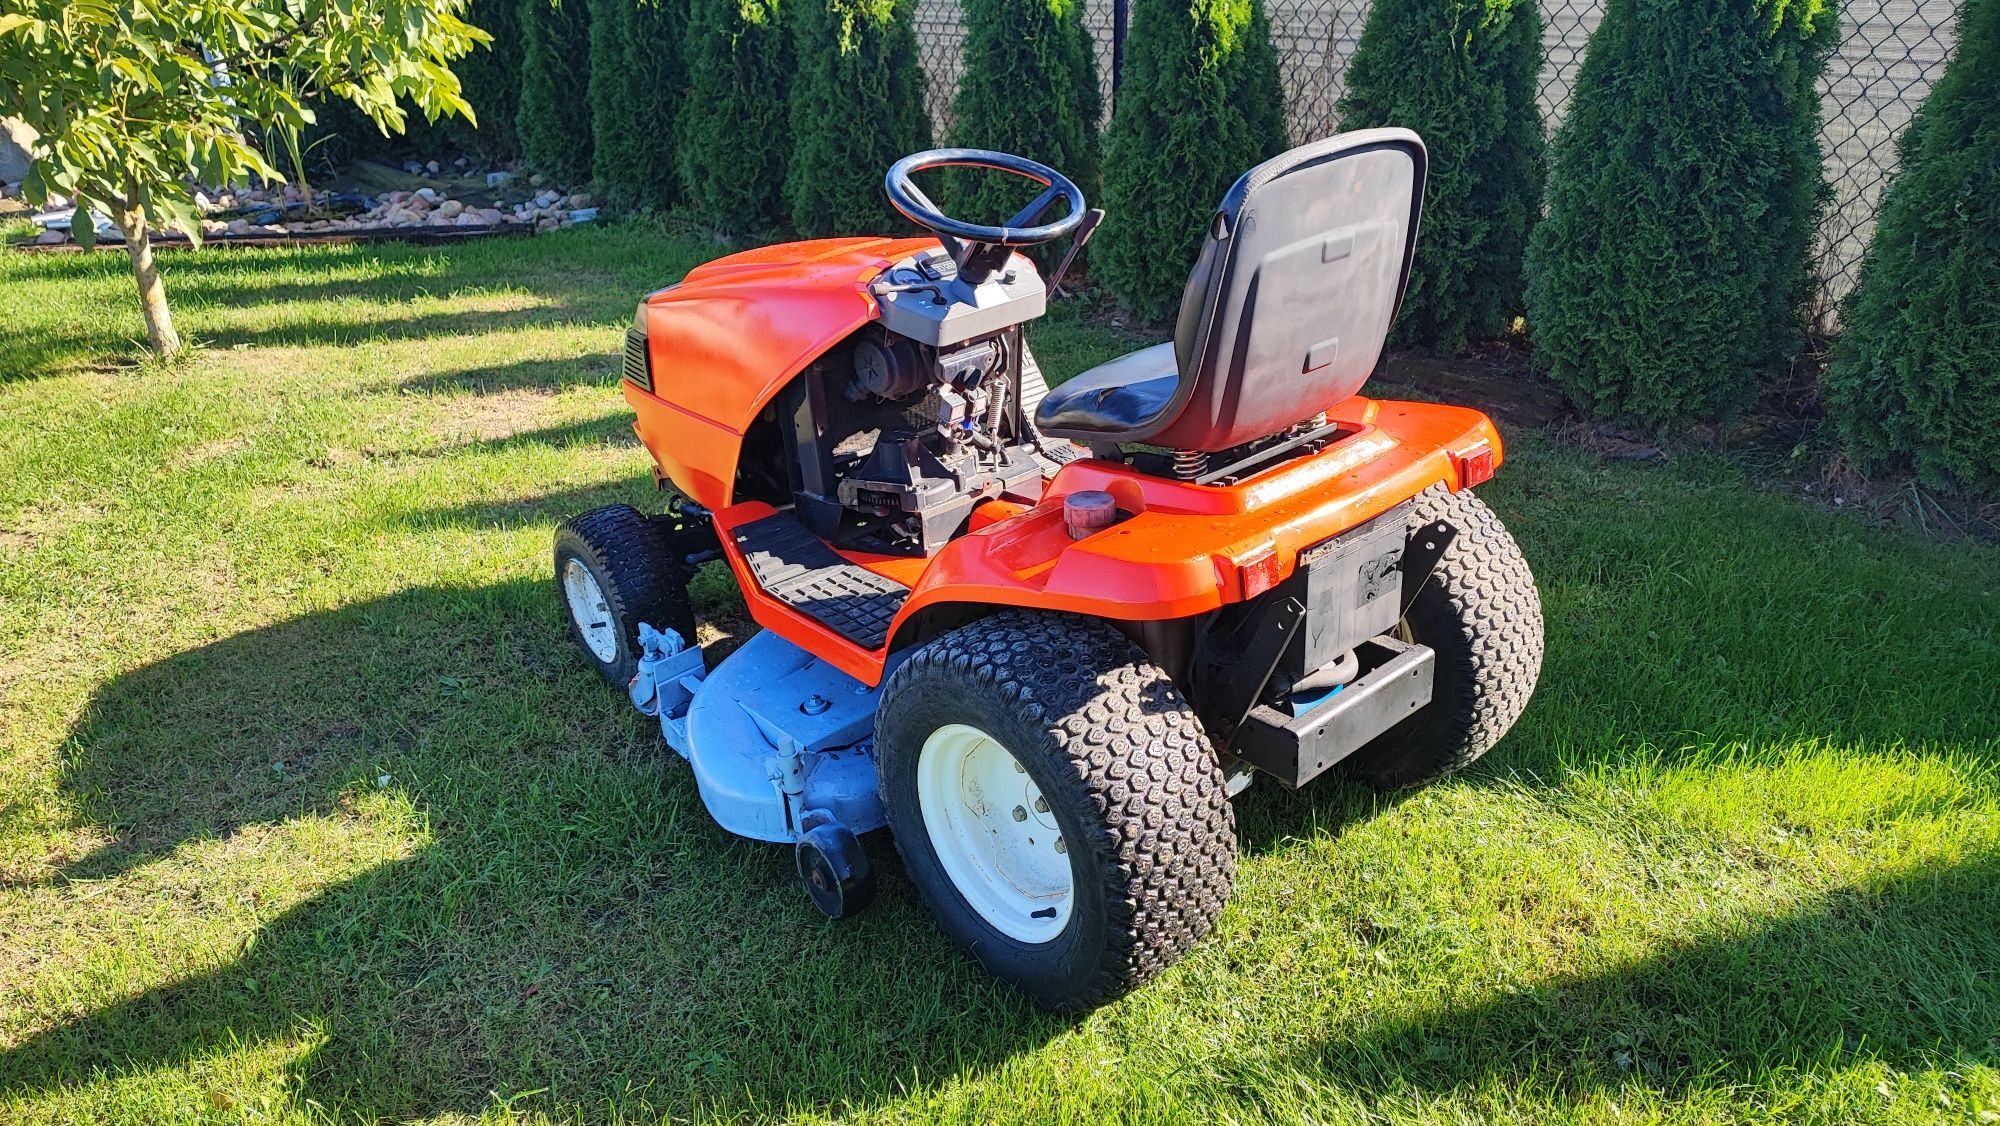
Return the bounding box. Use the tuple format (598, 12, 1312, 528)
(3, 577, 1071, 1119)
(1292, 849, 2000, 1104)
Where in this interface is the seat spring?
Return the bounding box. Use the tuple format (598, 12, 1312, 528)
(1173, 449, 1208, 480)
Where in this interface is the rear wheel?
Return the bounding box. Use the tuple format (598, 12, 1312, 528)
(1340, 485, 1543, 788)
(553, 504, 696, 688)
(876, 612, 1236, 1011)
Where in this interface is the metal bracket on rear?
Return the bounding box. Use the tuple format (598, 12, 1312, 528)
(1398, 519, 1458, 616)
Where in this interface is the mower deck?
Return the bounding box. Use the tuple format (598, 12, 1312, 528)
(731, 512, 911, 649)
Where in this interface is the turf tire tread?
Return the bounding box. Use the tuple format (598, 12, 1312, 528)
(1341, 484, 1543, 787)
(878, 611, 1236, 1009)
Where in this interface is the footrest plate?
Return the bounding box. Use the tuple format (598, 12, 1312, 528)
(732, 513, 909, 649)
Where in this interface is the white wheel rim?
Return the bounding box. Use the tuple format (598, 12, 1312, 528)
(917, 723, 1074, 943)
(561, 558, 618, 663)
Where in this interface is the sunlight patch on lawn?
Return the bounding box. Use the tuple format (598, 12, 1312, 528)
(1, 797, 421, 1030)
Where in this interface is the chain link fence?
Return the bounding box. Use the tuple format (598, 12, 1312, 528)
(911, 0, 1964, 325)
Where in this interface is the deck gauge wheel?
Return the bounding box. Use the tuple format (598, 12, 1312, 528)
(796, 822, 876, 919)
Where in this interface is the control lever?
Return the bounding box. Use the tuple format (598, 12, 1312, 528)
(1046, 208, 1106, 297)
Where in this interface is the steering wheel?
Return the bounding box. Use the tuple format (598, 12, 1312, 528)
(884, 149, 1088, 284)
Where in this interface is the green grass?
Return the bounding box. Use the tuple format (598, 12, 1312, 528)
(1, 222, 1996, 1125)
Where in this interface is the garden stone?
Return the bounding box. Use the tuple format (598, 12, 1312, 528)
(0, 118, 34, 182)
(486, 171, 515, 187)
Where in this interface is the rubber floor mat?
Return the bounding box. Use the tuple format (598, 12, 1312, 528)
(731, 512, 910, 649)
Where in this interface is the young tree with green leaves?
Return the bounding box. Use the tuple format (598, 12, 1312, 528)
(949, 0, 1102, 223)
(784, 0, 931, 237)
(1522, 0, 1836, 430)
(1822, 0, 2000, 497)
(516, 0, 593, 183)
(679, 0, 791, 231)
(0, 0, 484, 358)
(589, 0, 687, 210)
(1095, 0, 1287, 321)
(1337, 0, 1543, 352)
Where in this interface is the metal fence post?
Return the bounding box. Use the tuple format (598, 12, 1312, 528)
(1111, 0, 1129, 97)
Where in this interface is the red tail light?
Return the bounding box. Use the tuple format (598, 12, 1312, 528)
(1237, 546, 1284, 599)
(1452, 442, 1495, 488)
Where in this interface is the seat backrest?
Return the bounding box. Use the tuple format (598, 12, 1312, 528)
(1149, 128, 1427, 453)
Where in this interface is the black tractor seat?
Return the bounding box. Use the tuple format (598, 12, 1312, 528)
(1036, 129, 1427, 453)
(1032, 343, 1179, 435)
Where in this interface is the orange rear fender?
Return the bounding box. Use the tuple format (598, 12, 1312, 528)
(891, 395, 1502, 636)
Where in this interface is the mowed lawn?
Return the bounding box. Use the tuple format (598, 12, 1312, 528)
(0, 224, 1996, 1126)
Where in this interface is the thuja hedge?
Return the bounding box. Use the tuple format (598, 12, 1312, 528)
(589, 0, 686, 210)
(949, 0, 1102, 233)
(449, 0, 523, 159)
(1823, 0, 2000, 496)
(1095, 0, 1288, 321)
(679, 0, 792, 230)
(785, 0, 933, 236)
(517, 0, 595, 184)
(1523, 0, 1837, 430)
(1338, 0, 1543, 352)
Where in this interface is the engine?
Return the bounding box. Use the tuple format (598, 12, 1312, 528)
(777, 324, 1047, 557)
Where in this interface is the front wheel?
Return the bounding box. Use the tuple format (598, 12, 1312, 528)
(553, 504, 696, 688)
(875, 612, 1236, 1011)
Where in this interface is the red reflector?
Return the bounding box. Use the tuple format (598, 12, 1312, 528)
(1238, 546, 1283, 599)
(1454, 443, 1496, 488)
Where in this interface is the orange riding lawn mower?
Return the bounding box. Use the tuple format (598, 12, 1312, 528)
(553, 130, 1544, 1010)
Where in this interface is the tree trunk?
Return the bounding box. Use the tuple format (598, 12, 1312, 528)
(117, 206, 181, 358)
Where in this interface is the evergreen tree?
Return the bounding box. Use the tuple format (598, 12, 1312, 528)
(1095, 0, 1288, 321)
(1822, 0, 2000, 496)
(679, 0, 791, 231)
(449, 0, 524, 159)
(1337, 0, 1543, 352)
(589, 0, 687, 210)
(1522, 0, 1836, 430)
(949, 0, 1102, 230)
(517, 0, 595, 183)
(785, 0, 933, 236)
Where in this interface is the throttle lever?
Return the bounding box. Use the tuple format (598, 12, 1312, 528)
(1047, 208, 1106, 297)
